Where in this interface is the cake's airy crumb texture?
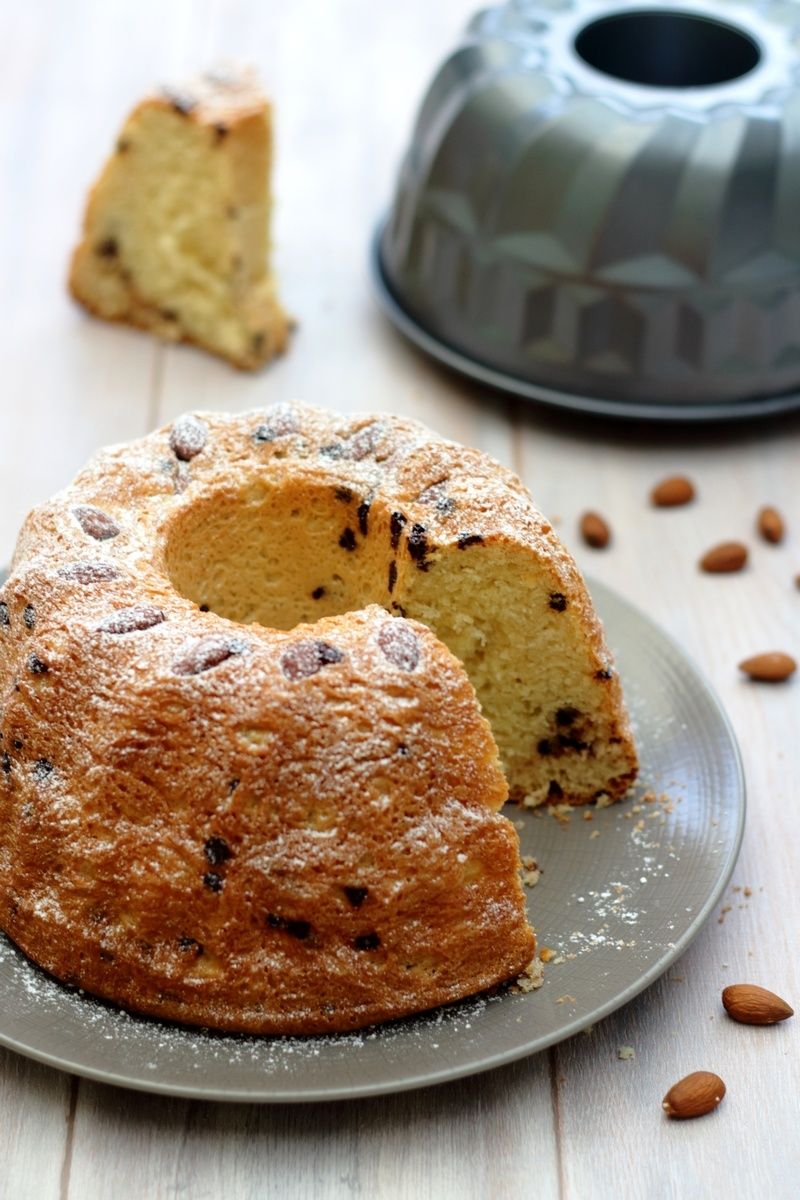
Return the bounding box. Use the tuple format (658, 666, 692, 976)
(68, 67, 291, 369)
(0, 406, 636, 1033)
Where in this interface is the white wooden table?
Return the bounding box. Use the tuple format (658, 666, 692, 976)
(1, 2, 798, 1196)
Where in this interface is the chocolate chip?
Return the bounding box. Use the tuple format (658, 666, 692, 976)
(595, 668, 613, 681)
(32, 758, 54, 782)
(1, 752, 11, 774)
(96, 237, 118, 258)
(457, 534, 484, 549)
(73, 506, 120, 541)
(178, 936, 204, 955)
(334, 486, 353, 503)
(160, 308, 179, 322)
(214, 123, 228, 141)
(27, 654, 48, 675)
(0, 603, 8, 627)
(204, 837, 231, 867)
(339, 528, 357, 551)
(537, 739, 552, 755)
(549, 593, 567, 612)
(556, 707, 580, 727)
(343, 886, 368, 908)
(311, 586, 325, 600)
(558, 734, 589, 752)
(407, 524, 431, 570)
(198, 604, 209, 612)
(169, 415, 208, 462)
(280, 640, 344, 681)
(58, 562, 120, 584)
(162, 87, 197, 114)
(116, 139, 130, 154)
(97, 606, 165, 635)
(228, 779, 240, 794)
(22, 605, 35, 629)
(388, 561, 397, 593)
(173, 636, 247, 676)
(251, 332, 265, 353)
(390, 512, 407, 550)
(354, 932, 380, 951)
(547, 780, 564, 800)
(267, 913, 312, 939)
(377, 622, 420, 672)
(357, 500, 371, 537)
(13, 740, 22, 750)
(252, 409, 298, 443)
(203, 872, 224, 892)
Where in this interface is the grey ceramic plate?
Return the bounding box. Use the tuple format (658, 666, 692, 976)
(0, 576, 744, 1102)
(372, 224, 800, 424)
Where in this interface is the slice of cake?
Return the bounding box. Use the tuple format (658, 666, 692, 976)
(69, 68, 291, 369)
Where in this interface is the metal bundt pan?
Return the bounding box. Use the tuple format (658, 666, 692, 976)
(374, 0, 800, 421)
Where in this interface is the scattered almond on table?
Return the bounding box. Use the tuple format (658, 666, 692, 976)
(662, 1071, 726, 1120)
(757, 505, 785, 544)
(651, 475, 696, 507)
(738, 652, 797, 683)
(700, 541, 748, 573)
(580, 511, 611, 548)
(722, 983, 794, 1025)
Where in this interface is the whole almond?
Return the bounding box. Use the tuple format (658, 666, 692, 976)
(757, 505, 784, 544)
(738, 651, 797, 682)
(580, 511, 611, 549)
(700, 541, 748, 573)
(722, 983, 794, 1025)
(651, 475, 696, 507)
(662, 1071, 726, 1120)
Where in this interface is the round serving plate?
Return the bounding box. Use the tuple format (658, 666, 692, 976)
(372, 224, 800, 424)
(0, 573, 745, 1102)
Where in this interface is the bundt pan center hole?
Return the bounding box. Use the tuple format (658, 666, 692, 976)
(163, 481, 388, 628)
(574, 9, 761, 88)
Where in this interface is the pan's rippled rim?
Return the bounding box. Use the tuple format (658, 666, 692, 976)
(371, 222, 800, 425)
(0, 573, 744, 1101)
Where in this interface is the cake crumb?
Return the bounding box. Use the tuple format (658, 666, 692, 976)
(743, 886, 753, 897)
(617, 1045, 635, 1061)
(555, 994, 577, 1005)
(514, 958, 545, 992)
(583, 811, 593, 821)
(539, 946, 556, 963)
(589, 829, 601, 840)
(521, 856, 541, 887)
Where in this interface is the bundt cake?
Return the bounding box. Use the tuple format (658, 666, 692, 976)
(0, 407, 636, 1034)
(69, 68, 290, 370)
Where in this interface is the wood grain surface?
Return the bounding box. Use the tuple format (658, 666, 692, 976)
(0, 1, 797, 1197)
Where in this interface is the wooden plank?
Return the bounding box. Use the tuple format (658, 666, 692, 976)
(0, 1050, 72, 1200)
(515, 410, 800, 1196)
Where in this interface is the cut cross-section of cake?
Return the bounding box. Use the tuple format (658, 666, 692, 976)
(69, 67, 291, 370)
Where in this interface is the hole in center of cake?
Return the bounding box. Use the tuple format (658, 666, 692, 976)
(574, 10, 761, 89)
(163, 481, 388, 628)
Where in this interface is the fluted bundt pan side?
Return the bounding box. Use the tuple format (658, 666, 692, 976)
(378, 0, 800, 415)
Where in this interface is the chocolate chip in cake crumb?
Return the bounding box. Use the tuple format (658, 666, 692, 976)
(203, 872, 224, 893)
(116, 138, 131, 154)
(537, 739, 552, 755)
(32, 758, 54, 782)
(13, 740, 22, 750)
(280, 639, 344, 681)
(408, 524, 432, 570)
(388, 561, 397, 594)
(97, 606, 165, 635)
(178, 936, 204, 956)
(95, 237, 119, 258)
(547, 780, 564, 800)
(457, 534, 484, 549)
(228, 779, 240, 794)
(354, 932, 380, 951)
(58, 562, 120, 584)
(311, 586, 326, 600)
(334, 486, 352, 503)
(556, 707, 580, 727)
(214, 123, 229, 141)
(549, 593, 567, 612)
(169, 415, 208, 462)
(595, 668, 613, 681)
(22, 605, 35, 629)
(390, 512, 407, 549)
(558, 734, 589, 752)
(252, 409, 298, 443)
(73, 505, 120, 541)
(267, 913, 312, 940)
(339, 528, 357, 551)
(378, 622, 420, 672)
(251, 332, 266, 354)
(204, 837, 231, 867)
(27, 654, 48, 675)
(1, 752, 11, 774)
(343, 886, 368, 908)
(173, 636, 247, 676)
(0, 603, 9, 627)
(357, 500, 371, 537)
(199, 603, 209, 612)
